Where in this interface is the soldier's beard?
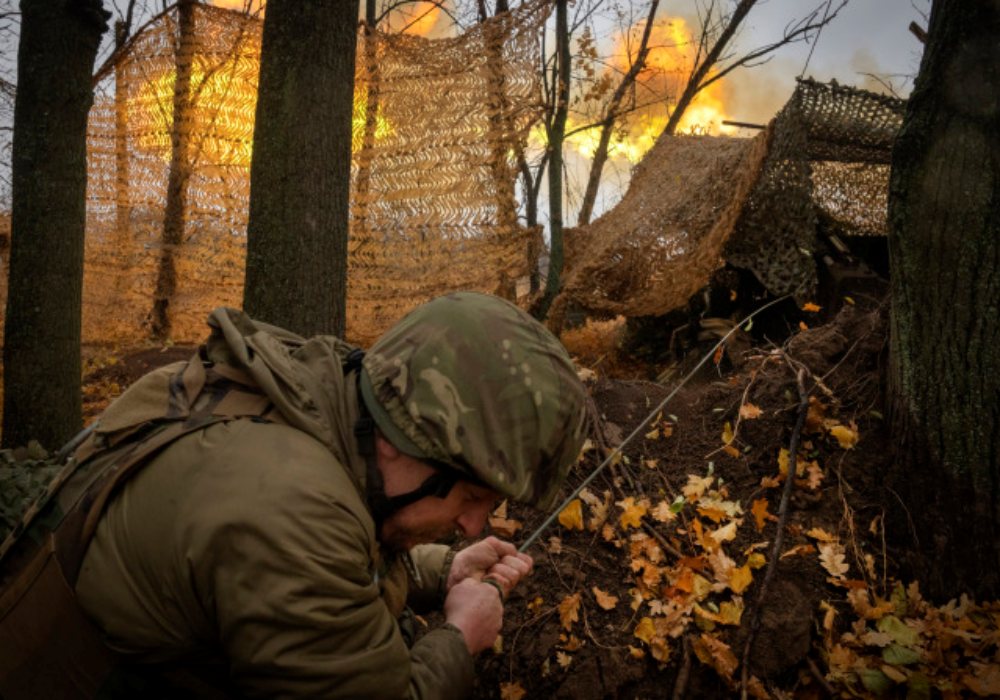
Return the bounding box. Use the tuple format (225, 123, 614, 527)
(379, 519, 463, 552)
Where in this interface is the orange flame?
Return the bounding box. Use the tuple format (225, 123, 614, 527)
(385, 2, 444, 37)
(565, 16, 735, 164)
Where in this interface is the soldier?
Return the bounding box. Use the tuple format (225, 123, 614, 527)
(0, 292, 589, 699)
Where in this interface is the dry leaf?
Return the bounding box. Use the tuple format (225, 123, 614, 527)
(562, 634, 583, 652)
(649, 636, 671, 662)
(829, 423, 859, 449)
(806, 527, 837, 542)
(558, 499, 585, 531)
(555, 651, 573, 668)
(723, 445, 741, 458)
(558, 593, 581, 630)
(730, 565, 753, 594)
(547, 536, 562, 554)
(805, 461, 824, 490)
(645, 427, 660, 440)
(746, 675, 771, 699)
(709, 520, 740, 545)
(592, 586, 619, 611)
(576, 366, 597, 382)
(751, 498, 773, 532)
(739, 403, 763, 420)
(802, 302, 821, 313)
(684, 474, 715, 501)
(644, 458, 659, 469)
(760, 475, 781, 489)
(818, 542, 850, 579)
(722, 421, 735, 445)
(634, 617, 656, 643)
(617, 497, 649, 529)
(781, 543, 816, 559)
(489, 516, 522, 538)
(628, 645, 645, 659)
(692, 633, 739, 682)
(747, 552, 766, 569)
(650, 500, 676, 523)
(499, 682, 527, 700)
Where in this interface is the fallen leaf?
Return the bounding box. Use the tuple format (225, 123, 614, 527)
(760, 475, 781, 489)
(645, 427, 660, 440)
(644, 459, 659, 469)
(684, 474, 714, 500)
(499, 682, 527, 700)
(781, 543, 816, 559)
(692, 633, 739, 682)
(617, 497, 649, 529)
(745, 675, 770, 699)
(723, 445, 741, 458)
(722, 421, 735, 445)
(730, 565, 753, 594)
(818, 542, 850, 579)
(739, 403, 762, 420)
(709, 520, 740, 545)
(628, 645, 646, 659)
(777, 448, 806, 477)
(561, 634, 583, 651)
(592, 586, 619, 611)
(650, 500, 676, 523)
(555, 651, 573, 668)
(805, 461, 824, 490)
(558, 593, 581, 630)
(558, 499, 585, 531)
(547, 536, 562, 553)
(489, 516, 522, 538)
(829, 423, 859, 449)
(805, 527, 837, 542)
(527, 596, 544, 611)
(751, 499, 773, 532)
(802, 302, 821, 313)
(746, 552, 766, 569)
(634, 617, 656, 643)
(649, 636, 671, 662)
(799, 321, 809, 331)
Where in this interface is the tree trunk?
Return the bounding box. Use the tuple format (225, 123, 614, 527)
(1, 0, 107, 449)
(149, 0, 196, 341)
(533, 0, 568, 321)
(886, 0, 1000, 600)
(243, 0, 359, 337)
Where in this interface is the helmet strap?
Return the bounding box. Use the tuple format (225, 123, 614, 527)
(355, 393, 460, 534)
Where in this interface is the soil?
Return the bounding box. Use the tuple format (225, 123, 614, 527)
(81, 304, 897, 699)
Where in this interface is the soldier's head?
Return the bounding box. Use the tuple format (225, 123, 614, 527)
(360, 292, 588, 549)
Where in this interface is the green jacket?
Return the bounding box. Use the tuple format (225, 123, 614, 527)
(72, 309, 473, 697)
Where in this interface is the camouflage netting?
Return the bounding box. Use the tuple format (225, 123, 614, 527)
(556, 78, 906, 320)
(25, 1, 545, 347)
(724, 78, 905, 298)
(551, 132, 771, 324)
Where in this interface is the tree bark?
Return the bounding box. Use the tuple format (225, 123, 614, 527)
(243, 0, 359, 337)
(886, 0, 1000, 600)
(149, 0, 196, 341)
(1, 0, 107, 449)
(533, 0, 568, 321)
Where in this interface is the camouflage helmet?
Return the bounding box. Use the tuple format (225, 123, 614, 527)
(360, 292, 588, 509)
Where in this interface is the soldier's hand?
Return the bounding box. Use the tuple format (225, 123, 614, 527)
(444, 578, 504, 655)
(448, 536, 533, 597)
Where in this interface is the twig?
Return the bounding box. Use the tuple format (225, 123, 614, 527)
(642, 521, 685, 560)
(740, 362, 810, 699)
(806, 656, 836, 696)
(671, 635, 692, 700)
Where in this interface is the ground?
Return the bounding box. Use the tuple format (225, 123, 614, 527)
(78, 304, 1000, 699)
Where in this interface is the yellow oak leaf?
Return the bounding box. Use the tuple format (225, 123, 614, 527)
(555, 651, 572, 668)
(739, 403, 762, 420)
(718, 599, 744, 625)
(592, 586, 619, 611)
(778, 448, 806, 477)
(558, 499, 584, 531)
(747, 552, 766, 569)
(802, 302, 821, 313)
(617, 497, 649, 529)
(499, 682, 527, 700)
(558, 593, 581, 630)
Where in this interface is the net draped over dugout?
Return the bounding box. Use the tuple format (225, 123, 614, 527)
(78, 2, 544, 345)
(553, 78, 905, 323)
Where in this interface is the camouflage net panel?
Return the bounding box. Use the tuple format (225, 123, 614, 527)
(76, 2, 543, 346)
(551, 79, 904, 321)
(550, 132, 770, 323)
(724, 78, 906, 299)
